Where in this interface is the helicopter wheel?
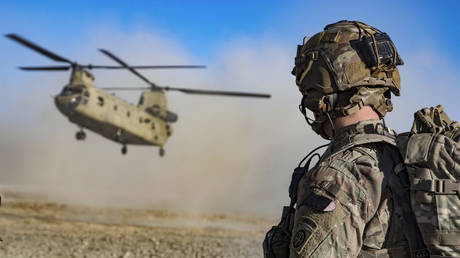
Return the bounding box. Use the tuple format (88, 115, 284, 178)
(115, 129, 122, 141)
(159, 147, 165, 157)
(121, 145, 127, 155)
(76, 131, 86, 141)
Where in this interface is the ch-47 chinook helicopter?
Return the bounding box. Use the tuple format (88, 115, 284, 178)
(6, 34, 271, 156)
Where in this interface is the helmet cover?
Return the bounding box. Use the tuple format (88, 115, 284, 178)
(292, 20, 404, 138)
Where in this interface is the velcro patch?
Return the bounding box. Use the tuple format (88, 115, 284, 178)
(293, 218, 316, 249)
(301, 192, 336, 211)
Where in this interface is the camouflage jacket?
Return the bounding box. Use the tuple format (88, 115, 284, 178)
(290, 119, 417, 258)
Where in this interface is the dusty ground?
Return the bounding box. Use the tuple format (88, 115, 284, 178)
(0, 193, 274, 258)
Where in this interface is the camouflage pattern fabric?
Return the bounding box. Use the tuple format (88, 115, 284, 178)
(290, 120, 413, 258)
(293, 20, 401, 96)
(397, 105, 460, 257)
(292, 21, 404, 139)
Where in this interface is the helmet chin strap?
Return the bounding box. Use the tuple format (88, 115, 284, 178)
(299, 95, 336, 139)
(298, 95, 327, 126)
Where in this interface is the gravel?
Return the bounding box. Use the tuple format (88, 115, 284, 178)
(0, 199, 273, 258)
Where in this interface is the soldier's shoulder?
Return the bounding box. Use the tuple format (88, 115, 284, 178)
(325, 142, 382, 170)
(299, 142, 392, 220)
(304, 142, 396, 192)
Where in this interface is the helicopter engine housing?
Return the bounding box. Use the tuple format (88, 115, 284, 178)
(138, 91, 178, 123)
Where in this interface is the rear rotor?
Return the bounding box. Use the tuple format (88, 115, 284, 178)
(99, 49, 271, 99)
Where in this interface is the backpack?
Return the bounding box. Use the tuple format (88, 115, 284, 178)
(396, 105, 460, 257)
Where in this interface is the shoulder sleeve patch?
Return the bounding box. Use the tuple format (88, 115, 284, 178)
(293, 217, 317, 249)
(293, 229, 308, 249)
(301, 192, 336, 212)
(290, 202, 349, 257)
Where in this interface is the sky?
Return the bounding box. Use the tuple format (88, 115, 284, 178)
(2, 1, 459, 61)
(0, 0, 459, 218)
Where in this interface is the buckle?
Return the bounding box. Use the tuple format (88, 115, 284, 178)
(435, 180, 443, 193)
(432, 179, 459, 194)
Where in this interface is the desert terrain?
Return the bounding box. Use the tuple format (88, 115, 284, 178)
(0, 191, 274, 258)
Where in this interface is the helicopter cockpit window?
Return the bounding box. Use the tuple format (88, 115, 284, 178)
(98, 96, 104, 106)
(61, 85, 85, 96)
(71, 96, 82, 104)
(81, 91, 90, 105)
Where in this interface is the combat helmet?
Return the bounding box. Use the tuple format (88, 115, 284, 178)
(292, 20, 403, 139)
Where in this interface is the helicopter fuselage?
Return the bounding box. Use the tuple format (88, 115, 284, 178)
(6, 33, 270, 155)
(54, 69, 173, 148)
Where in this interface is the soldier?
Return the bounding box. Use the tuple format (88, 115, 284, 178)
(264, 21, 428, 257)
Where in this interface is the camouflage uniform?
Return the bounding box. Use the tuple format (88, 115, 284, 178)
(290, 119, 413, 257)
(264, 21, 429, 258)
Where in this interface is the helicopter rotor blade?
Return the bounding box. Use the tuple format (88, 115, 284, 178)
(162, 86, 271, 98)
(101, 87, 150, 91)
(18, 65, 206, 71)
(100, 86, 270, 98)
(121, 65, 206, 69)
(98, 49, 156, 87)
(19, 66, 71, 71)
(5, 34, 73, 64)
(87, 65, 206, 69)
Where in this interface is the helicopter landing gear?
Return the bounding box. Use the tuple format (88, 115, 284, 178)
(115, 129, 122, 141)
(76, 130, 86, 141)
(159, 147, 165, 157)
(121, 145, 127, 155)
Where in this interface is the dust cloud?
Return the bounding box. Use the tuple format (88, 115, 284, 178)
(0, 26, 458, 218)
(0, 27, 317, 218)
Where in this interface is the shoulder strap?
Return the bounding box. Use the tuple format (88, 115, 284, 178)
(385, 144, 429, 258)
(289, 154, 319, 207)
(289, 144, 330, 207)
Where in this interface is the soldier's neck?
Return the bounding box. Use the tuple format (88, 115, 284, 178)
(330, 106, 380, 136)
